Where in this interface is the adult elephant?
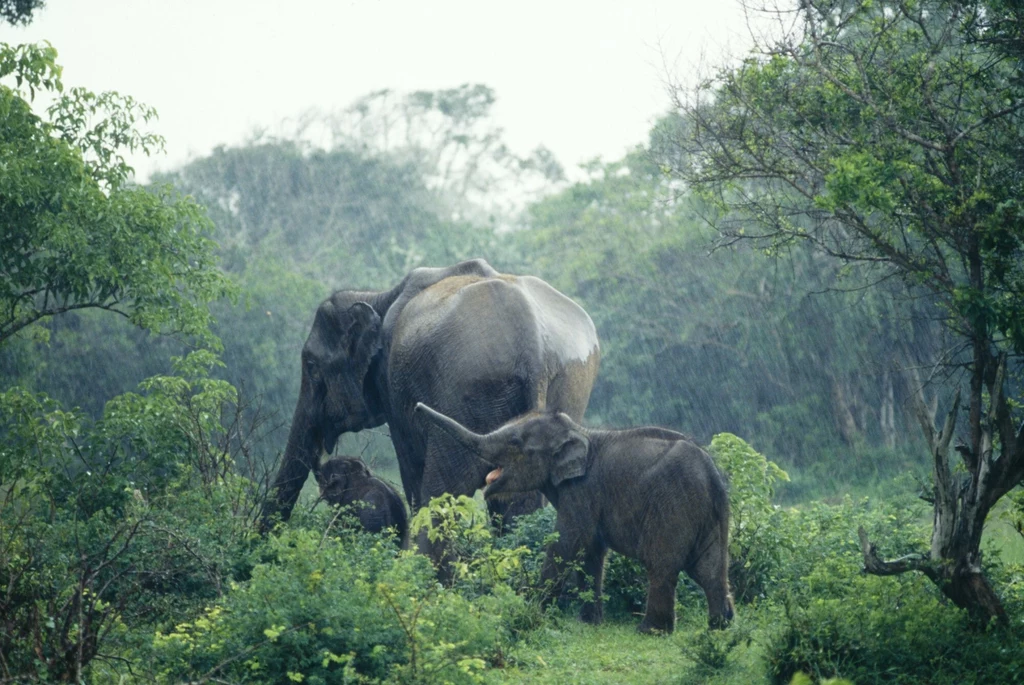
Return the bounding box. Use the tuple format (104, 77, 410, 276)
(260, 259, 600, 550)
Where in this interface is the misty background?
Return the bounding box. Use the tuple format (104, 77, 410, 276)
(0, 0, 937, 497)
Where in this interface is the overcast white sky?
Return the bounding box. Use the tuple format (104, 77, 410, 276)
(6, 0, 751, 181)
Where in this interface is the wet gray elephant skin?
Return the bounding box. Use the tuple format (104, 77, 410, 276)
(315, 457, 408, 547)
(414, 402, 734, 633)
(260, 259, 600, 562)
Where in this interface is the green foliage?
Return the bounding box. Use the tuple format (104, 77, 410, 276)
(411, 495, 547, 607)
(679, 623, 752, 676)
(710, 433, 791, 603)
(764, 571, 1024, 685)
(0, 353, 266, 682)
(492, 505, 560, 585)
(753, 491, 1024, 684)
(0, 42, 235, 347)
(0, 0, 43, 26)
(150, 520, 524, 685)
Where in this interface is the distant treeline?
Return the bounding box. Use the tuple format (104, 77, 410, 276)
(0, 85, 944, 491)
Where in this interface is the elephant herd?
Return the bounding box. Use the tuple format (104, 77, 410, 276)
(261, 258, 733, 633)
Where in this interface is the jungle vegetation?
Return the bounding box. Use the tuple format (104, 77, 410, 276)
(2, 1, 1023, 682)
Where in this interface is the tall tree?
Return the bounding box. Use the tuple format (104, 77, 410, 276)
(0, 42, 233, 348)
(0, 0, 43, 26)
(669, 0, 1024, 623)
(288, 85, 565, 228)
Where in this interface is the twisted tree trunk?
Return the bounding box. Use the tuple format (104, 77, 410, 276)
(858, 355, 1023, 627)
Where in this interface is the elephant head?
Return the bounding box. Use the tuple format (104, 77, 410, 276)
(262, 297, 387, 529)
(414, 403, 591, 499)
(315, 457, 371, 507)
(299, 300, 385, 453)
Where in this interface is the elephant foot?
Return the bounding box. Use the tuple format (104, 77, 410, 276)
(640, 577, 677, 634)
(578, 602, 603, 625)
(637, 611, 675, 635)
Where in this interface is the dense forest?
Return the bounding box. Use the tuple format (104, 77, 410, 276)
(2, 1, 1024, 683)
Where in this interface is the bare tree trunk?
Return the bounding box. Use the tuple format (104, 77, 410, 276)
(880, 367, 896, 450)
(829, 373, 859, 445)
(858, 356, 1023, 627)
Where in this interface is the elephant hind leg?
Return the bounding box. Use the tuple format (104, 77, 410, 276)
(638, 570, 678, 634)
(689, 545, 734, 630)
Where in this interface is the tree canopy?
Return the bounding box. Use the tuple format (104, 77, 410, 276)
(0, 42, 233, 347)
(0, 0, 43, 26)
(670, 0, 1024, 623)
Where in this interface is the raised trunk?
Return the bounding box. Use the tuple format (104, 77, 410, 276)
(413, 402, 509, 465)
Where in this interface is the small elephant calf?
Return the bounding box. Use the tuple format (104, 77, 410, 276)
(315, 457, 409, 548)
(415, 403, 734, 633)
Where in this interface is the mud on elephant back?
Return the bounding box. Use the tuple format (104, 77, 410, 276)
(259, 259, 600, 565)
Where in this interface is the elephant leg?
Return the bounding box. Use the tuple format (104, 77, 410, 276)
(539, 518, 587, 608)
(577, 542, 608, 625)
(389, 427, 423, 511)
(486, 491, 544, 535)
(415, 440, 477, 583)
(539, 546, 570, 609)
(639, 570, 678, 634)
(690, 545, 734, 630)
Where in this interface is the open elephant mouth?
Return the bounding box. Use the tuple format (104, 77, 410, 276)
(483, 467, 514, 499)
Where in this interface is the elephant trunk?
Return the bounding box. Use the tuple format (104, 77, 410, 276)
(414, 402, 508, 465)
(260, 395, 320, 533)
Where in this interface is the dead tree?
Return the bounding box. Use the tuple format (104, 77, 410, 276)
(858, 356, 1023, 626)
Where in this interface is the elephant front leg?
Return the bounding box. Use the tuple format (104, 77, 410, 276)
(538, 518, 587, 610)
(538, 543, 572, 609)
(260, 447, 317, 532)
(577, 542, 608, 625)
(415, 441, 478, 584)
(638, 570, 678, 634)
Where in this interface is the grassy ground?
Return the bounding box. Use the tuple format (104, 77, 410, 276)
(485, 607, 772, 685)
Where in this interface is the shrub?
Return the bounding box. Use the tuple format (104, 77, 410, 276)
(760, 493, 1024, 684)
(764, 573, 1024, 685)
(710, 432, 792, 604)
(0, 353, 268, 682)
(149, 520, 524, 684)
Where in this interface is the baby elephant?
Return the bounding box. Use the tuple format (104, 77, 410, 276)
(315, 457, 409, 548)
(415, 403, 734, 633)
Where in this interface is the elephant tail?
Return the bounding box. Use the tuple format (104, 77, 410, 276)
(706, 458, 735, 624)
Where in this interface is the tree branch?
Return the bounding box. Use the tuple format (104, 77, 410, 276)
(857, 526, 940, 582)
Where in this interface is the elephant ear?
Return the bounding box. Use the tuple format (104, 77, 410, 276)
(346, 302, 383, 366)
(352, 458, 371, 478)
(550, 431, 591, 487)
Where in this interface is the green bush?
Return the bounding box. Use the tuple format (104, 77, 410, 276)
(710, 433, 791, 603)
(0, 352, 268, 682)
(764, 573, 1024, 685)
(759, 493, 1024, 684)
(149, 518, 525, 684)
